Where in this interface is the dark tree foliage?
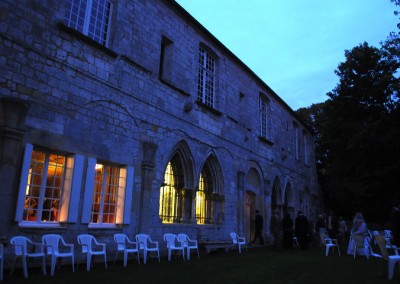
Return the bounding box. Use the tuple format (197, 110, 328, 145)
(296, 40, 400, 222)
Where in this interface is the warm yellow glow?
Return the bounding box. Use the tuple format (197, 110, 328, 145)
(159, 162, 177, 223)
(95, 163, 103, 170)
(196, 173, 206, 224)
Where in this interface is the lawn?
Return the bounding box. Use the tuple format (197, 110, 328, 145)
(3, 242, 394, 284)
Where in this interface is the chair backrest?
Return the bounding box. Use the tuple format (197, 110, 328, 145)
(114, 234, 128, 251)
(42, 234, 62, 254)
(230, 232, 238, 244)
(375, 235, 389, 260)
(136, 234, 150, 249)
(77, 234, 94, 253)
(319, 232, 328, 246)
(164, 234, 177, 247)
(177, 234, 189, 246)
(10, 236, 30, 256)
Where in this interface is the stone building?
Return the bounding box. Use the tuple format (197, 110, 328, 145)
(0, 0, 321, 260)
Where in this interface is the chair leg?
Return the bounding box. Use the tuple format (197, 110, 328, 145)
(86, 254, 91, 271)
(51, 256, 56, 276)
(22, 257, 28, 278)
(42, 256, 47, 275)
(104, 253, 107, 269)
(123, 251, 128, 267)
(388, 260, 395, 280)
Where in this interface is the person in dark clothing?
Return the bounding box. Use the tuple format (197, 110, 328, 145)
(252, 210, 264, 245)
(270, 209, 282, 251)
(295, 211, 310, 250)
(390, 200, 400, 247)
(282, 212, 294, 249)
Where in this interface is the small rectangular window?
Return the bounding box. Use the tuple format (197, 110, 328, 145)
(64, 0, 112, 46)
(259, 94, 269, 139)
(197, 47, 216, 108)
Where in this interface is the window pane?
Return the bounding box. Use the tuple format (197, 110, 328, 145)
(23, 150, 66, 222)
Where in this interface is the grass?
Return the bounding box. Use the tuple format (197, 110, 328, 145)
(2, 241, 395, 284)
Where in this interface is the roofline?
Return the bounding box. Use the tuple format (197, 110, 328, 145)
(165, 0, 313, 133)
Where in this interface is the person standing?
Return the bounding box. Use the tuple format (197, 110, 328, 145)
(270, 209, 282, 250)
(282, 212, 294, 249)
(390, 200, 400, 247)
(252, 209, 264, 245)
(337, 216, 348, 244)
(295, 211, 310, 250)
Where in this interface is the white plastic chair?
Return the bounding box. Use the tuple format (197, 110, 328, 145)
(375, 235, 400, 280)
(178, 233, 199, 260)
(164, 234, 185, 261)
(135, 234, 160, 264)
(230, 232, 247, 253)
(77, 234, 107, 271)
(113, 234, 140, 267)
(319, 232, 340, 256)
(0, 243, 3, 281)
(42, 234, 74, 276)
(10, 236, 46, 278)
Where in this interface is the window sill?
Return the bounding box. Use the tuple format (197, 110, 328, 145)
(57, 23, 118, 58)
(18, 221, 64, 229)
(88, 223, 121, 229)
(159, 77, 190, 97)
(196, 101, 222, 117)
(258, 136, 274, 146)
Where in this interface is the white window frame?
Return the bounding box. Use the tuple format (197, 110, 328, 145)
(64, 0, 113, 46)
(259, 94, 270, 139)
(81, 157, 133, 227)
(197, 47, 216, 108)
(15, 144, 83, 227)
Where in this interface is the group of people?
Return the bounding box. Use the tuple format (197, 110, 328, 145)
(250, 199, 400, 252)
(252, 209, 312, 250)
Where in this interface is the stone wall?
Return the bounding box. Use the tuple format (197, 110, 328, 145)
(0, 0, 321, 263)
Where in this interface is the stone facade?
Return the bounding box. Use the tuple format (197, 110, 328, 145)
(0, 0, 321, 262)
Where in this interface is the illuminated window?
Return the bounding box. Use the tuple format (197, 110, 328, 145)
(22, 150, 66, 222)
(64, 0, 112, 46)
(197, 47, 216, 107)
(196, 163, 213, 224)
(90, 163, 121, 224)
(259, 93, 270, 139)
(159, 155, 184, 223)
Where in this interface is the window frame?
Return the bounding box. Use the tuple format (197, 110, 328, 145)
(197, 45, 217, 108)
(15, 144, 84, 227)
(81, 157, 133, 227)
(259, 93, 270, 139)
(64, 0, 113, 47)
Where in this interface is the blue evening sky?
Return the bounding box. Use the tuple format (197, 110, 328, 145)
(175, 0, 399, 110)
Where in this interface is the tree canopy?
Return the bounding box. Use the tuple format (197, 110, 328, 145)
(296, 1, 400, 222)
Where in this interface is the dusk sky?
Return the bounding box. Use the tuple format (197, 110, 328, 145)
(175, 0, 399, 110)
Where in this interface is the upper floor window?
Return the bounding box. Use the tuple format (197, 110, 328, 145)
(159, 36, 173, 82)
(293, 122, 300, 160)
(259, 94, 270, 139)
(64, 0, 112, 46)
(197, 47, 216, 108)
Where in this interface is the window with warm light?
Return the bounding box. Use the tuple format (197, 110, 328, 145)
(159, 155, 185, 223)
(22, 150, 66, 222)
(64, 0, 113, 46)
(197, 46, 216, 108)
(90, 163, 121, 224)
(196, 164, 213, 224)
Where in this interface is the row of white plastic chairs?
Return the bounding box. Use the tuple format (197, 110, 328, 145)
(0, 232, 199, 280)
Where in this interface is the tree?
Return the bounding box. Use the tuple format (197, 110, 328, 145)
(297, 42, 400, 222)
